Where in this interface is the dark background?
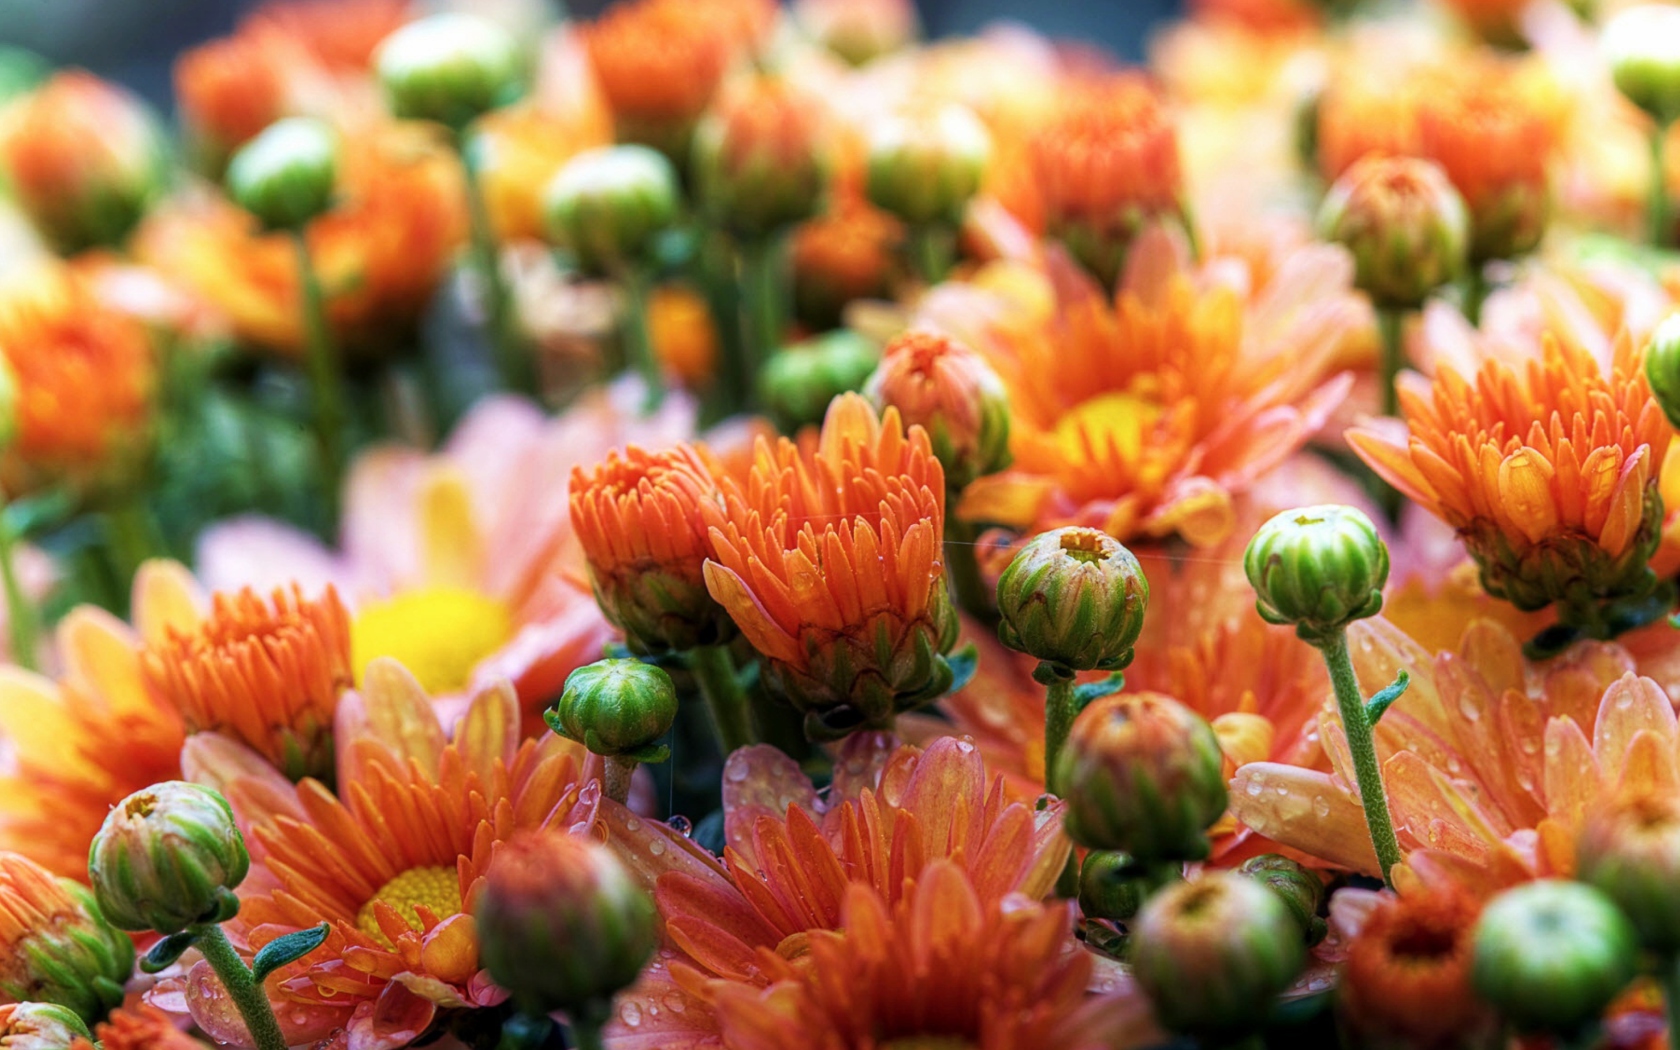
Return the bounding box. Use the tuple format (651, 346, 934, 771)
(0, 0, 1181, 112)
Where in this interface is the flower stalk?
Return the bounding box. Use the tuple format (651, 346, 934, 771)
(0, 486, 37, 671)
(688, 644, 756, 754)
(193, 923, 290, 1050)
(460, 144, 531, 397)
(291, 230, 347, 527)
(1040, 664, 1076, 796)
(618, 267, 663, 411)
(1318, 630, 1402, 884)
(1652, 123, 1673, 249)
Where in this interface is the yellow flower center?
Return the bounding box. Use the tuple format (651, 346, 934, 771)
(1054, 392, 1161, 464)
(351, 587, 514, 694)
(355, 865, 462, 950)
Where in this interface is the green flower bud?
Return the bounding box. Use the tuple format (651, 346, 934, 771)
(864, 105, 991, 229)
(546, 659, 678, 763)
(1316, 156, 1468, 310)
(87, 782, 249, 936)
(1076, 851, 1168, 922)
(759, 330, 881, 431)
(1130, 872, 1306, 1040)
(374, 13, 525, 132)
(1646, 312, 1680, 431)
(996, 527, 1149, 674)
(224, 118, 338, 232)
(1056, 692, 1227, 862)
(1237, 854, 1327, 945)
(1471, 880, 1638, 1033)
(476, 829, 657, 1019)
(1603, 5, 1680, 127)
(0, 855, 133, 1025)
(1244, 504, 1388, 646)
(0, 1003, 91, 1050)
(542, 145, 679, 277)
(1577, 792, 1680, 954)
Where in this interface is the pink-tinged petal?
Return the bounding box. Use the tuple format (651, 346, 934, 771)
(194, 517, 347, 599)
(1614, 729, 1680, 799)
(181, 732, 304, 835)
(347, 658, 446, 781)
(440, 394, 548, 501)
(454, 680, 518, 786)
(346, 983, 437, 1050)
(1117, 221, 1192, 307)
(828, 732, 898, 805)
(468, 602, 616, 718)
(185, 958, 349, 1048)
(722, 746, 821, 870)
(1543, 717, 1601, 832)
(1382, 751, 1506, 856)
(1347, 425, 1438, 507)
(600, 798, 729, 894)
(899, 736, 987, 858)
(1593, 673, 1679, 767)
(601, 955, 724, 1049)
(1228, 763, 1381, 875)
(390, 971, 471, 1010)
(131, 558, 206, 646)
(1322, 887, 1386, 964)
(342, 447, 428, 593)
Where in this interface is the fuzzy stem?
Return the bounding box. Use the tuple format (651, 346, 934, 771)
(0, 488, 36, 671)
(1376, 307, 1406, 418)
(1042, 667, 1077, 796)
(194, 924, 289, 1050)
(603, 755, 636, 806)
(1652, 122, 1673, 250)
(1462, 264, 1488, 328)
(619, 268, 664, 412)
(688, 645, 757, 754)
(1318, 631, 1403, 885)
(460, 144, 532, 397)
(291, 230, 347, 528)
(738, 234, 786, 407)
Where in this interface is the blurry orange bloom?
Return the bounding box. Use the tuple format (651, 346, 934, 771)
(0, 563, 197, 880)
(71, 1005, 205, 1050)
(707, 862, 1148, 1050)
(600, 736, 1074, 1046)
(1229, 615, 1680, 888)
(0, 263, 154, 491)
(703, 394, 957, 737)
(243, 0, 412, 71)
(0, 71, 164, 253)
(1350, 334, 1668, 618)
(954, 234, 1354, 553)
(471, 91, 613, 242)
(188, 671, 603, 1050)
(1187, 0, 1319, 32)
(134, 123, 466, 359)
(142, 585, 352, 782)
(648, 284, 720, 387)
(1431, 0, 1533, 47)
(792, 192, 903, 330)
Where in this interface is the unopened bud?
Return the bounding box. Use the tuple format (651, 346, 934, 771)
(1316, 156, 1468, 310)
(543, 145, 679, 276)
(375, 14, 525, 132)
(864, 105, 990, 228)
(547, 659, 678, 762)
(996, 527, 1149, 675)
(224, 118, 337, 232)
(1471, 880, 1638, 1034)
(1244, 505, 1387, 646)
(87, 782, 249, 935)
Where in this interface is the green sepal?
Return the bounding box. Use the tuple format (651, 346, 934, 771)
(140, 930, 199, 974)
(1073, 672, 1125, 712)
(204, 886, 241, 925)
(542, 706, 574, 742)
(250, 922, 330, 983)
(1365, 670, 1410, 725)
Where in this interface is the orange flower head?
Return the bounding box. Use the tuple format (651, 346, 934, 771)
(707, 863, 1124, 1050)
(865, 330, 1012, 490)
(791, 193, 903, 330)
(1023, 75, 1184, 288)
(1350, 334, 1669, 622)
(244, 0, 412, 71)
(72, 1005, 207, 1050)
(173, 27, 305, 164)
(584, 0, 766, 155)
(648, 284, 719, 386)
(1188, 0, 1320, 32)
(133, 123, 467, 360)
(1316, 63, 1421, 186)
(569, 444, 733, 654)
(0, 264, 155, 490)
(693, 74, 830, 238)
(703, 394, 958, 739)
(142, 585, 352, 782)
(0, 71, 165, 253)
(0, 853, 133, 1023)
(1340, 885, 1493, 1047)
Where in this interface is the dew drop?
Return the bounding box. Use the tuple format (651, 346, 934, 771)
(624, 818, 642, 832)
(620, 1003, 643, 1027)
(664, 994, 687, 1014)
(1246, 780, 1264, 797)
(648, 839, 666, 856)
(1274, 785, 1289, 798)
(1518, 736, 1539, 756)
(1312, 796, 1331, 818)
(1544, 735, 1562, 758)
(1456, 696, 1481, 722)
(955, 740, 975, 754)
(726, 763, 750, 783)
(666, 815, 692, 837)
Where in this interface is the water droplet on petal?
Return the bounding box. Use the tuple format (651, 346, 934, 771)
(1313, 796, 1331, 818)
(1246, 780, 1264, 797)
(664, 994, 687, 1013)
(726, 763, 750, 783)
(666, 815, 692, 836)
(1456, 695, 1481, 722)
(648, 839, 666, 856)
(620, 1003, 643, 1027)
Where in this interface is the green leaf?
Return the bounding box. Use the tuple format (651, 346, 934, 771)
(140, 931, 198, 974)
(1072, 672, 1125, 711)
(943, 643, 979, 695)
(250, 923, 330, 984)
(1365, 670, 1410, 725)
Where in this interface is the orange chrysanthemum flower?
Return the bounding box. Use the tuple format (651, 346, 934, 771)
(0, 71, 163, 253)
(792, 193, 903, 330)
(187, 671, 603, 1050)
(133, 123, 466, 360)
(0, 563, 197, 880)
(1338, 881, 1494, 1047)
(707, 862, 1143, 1050)
(703, 394, 958, 737)
(600, 735, 1073, 1046)
(956, 235, 1353, 554)
(569, 444, 729, 653)
(1350, 334, 1669, 626)
(72, 1005, 207, 1050)
(1009, 74, 1183, 287)
(142, 585, 352, 782)
(0, 264, 155, 490)
(648, 284, 720, 386)
(243, 0, 412, 71)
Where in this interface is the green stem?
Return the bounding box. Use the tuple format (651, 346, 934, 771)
(1462, 264, 1488, 328)
(0, 489, 37, 671)
(291, 231, 347, 528)
(738, 234, 787, 408)
(1666, 955, 1680, 1050)
(193, 924, 289, 1050)
(619, 268, 664, 411)
(909, 225, 956, 285)
(1376, 307, 1405, 418)
(567, 1018, 605, 1050)
(1042, 667, 1077, 796)
(104, 495, 160, 587)
(603, 755, 636, 806)
(1318, 631, 1402, 885)
(1653, 121, 1673, 249)
(459, 143, 532, 397)
(944, 516, 993, 623)
(688, 645, 757, 753)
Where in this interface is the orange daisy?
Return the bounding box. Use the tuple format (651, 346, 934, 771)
(954, 231, 1354, 555)
(598, 735, 1073, 1047)
(702, 393, 958, 738)
(132, 122, 466, 361)
(1349, 333, 1669, 631)
(71, 1005, 207, 1050)
(182, 668, 604, 1050)
(0, 262, 155, 492)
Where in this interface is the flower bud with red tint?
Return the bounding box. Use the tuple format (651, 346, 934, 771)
(0, 854, 132, 1025)
(864, 329, 1009, 490)
(1317, 156, 1468, 310)
(0, 1003, 91, 1050)
(692, 75, 829, 239)
(1577, 791, 1680, 955)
